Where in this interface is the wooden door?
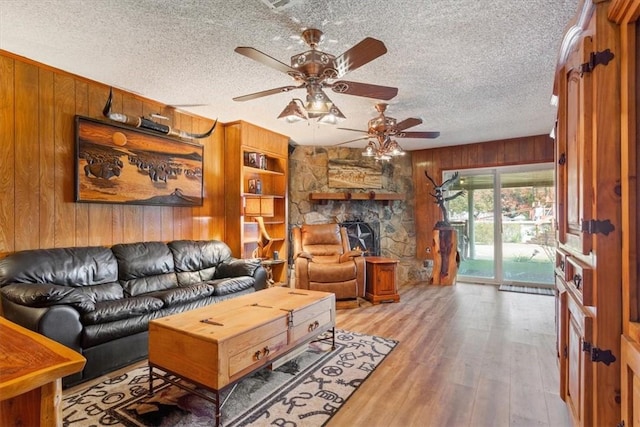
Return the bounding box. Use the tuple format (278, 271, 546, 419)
(555, 1, 624, 425)
(565, 291, 594, 426)
(616, 1, 640, 425)
(558, 35, 593, 255)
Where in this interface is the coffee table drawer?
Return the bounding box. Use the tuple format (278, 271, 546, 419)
(289, 298, 334, 342)
(229, 331, 288, 377)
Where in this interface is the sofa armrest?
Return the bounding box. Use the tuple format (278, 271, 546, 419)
(0, 283, 95, 312)
(1, 298, 83, 352)
(216, 258, 261, 278)
(216, 258, 267, 291)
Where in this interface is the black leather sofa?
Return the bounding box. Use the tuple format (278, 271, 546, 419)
(0, 239, 267, 387)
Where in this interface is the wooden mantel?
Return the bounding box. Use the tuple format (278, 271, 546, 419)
(309, 192, 404, 206)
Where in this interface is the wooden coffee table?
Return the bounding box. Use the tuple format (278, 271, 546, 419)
(148, 287, 335, 426)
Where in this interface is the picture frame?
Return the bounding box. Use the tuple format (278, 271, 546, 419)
(248, 179, 257, 194)
(246, 152, 259, 167)
(75, 116, 204, 206)
(259, 154, 267, 170)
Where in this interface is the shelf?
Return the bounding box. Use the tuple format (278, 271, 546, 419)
(309, 192, 404, 206)
(244, 218, 285, 225)
(243, 194, 285, 198)
(243, 237, 285, 244)
(243, 166, 284, 176)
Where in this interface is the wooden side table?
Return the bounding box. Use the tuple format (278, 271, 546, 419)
(365, 256, 400, 304)
(0, 317, 86, 426)
(261, 259, 287, 287)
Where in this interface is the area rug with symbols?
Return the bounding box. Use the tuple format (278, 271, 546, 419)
(62, 329, 398, 427)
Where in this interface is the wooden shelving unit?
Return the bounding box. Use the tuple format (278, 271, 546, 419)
(224, 121, 289, 285)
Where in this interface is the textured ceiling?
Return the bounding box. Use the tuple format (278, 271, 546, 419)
(0, 0, 579, 151)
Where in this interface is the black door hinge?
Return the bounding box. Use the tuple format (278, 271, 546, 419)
(583, 341, 617, 366)
(581, 219, 615, 236)
(579, 49, 614, 74)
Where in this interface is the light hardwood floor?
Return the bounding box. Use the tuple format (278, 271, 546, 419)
(65, 281, 570, 426)
(330, 281, 571, 427)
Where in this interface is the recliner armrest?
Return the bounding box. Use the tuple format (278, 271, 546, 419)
(339, 250, 364, 263)
(296, 252, 314, 260)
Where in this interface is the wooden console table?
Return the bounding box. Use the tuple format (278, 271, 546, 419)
(365, 256, 400, 304)
(0, 317, 86, 426)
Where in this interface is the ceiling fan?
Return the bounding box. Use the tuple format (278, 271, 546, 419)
(232, 28, 398, 111)
(336, 103, 440, 160)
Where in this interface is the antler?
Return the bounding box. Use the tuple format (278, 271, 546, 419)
(440, 172, 459, 189)
(424, 170, 438, 188)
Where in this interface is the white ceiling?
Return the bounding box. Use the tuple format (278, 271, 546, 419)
(0, 0, 579, 151)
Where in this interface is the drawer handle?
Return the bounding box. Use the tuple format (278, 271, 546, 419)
(559, 260, 565, 271)
(254, 346, 270, 361)
(573, 274, 582, 289)
(308, 320, 320, 332)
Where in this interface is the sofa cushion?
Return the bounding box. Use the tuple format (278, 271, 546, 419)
(168, 240, 232, 285)
(308, 261, 356, 282)
(147, 283, 215, 307)
(111, 242, 178, 296)
(208, 277, 255, 296)
(81, 296, 164, 325)
(0, 246, 118, 287)
(75, 282, 124, 303)
(0, 283, 95, 312)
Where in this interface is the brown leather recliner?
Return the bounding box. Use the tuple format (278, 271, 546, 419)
(292, 223, 365, 304)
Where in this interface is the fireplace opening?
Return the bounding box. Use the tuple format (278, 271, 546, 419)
(340, 221, 380, 256)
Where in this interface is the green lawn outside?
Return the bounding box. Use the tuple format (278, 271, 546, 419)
(458, 258, 555, 284)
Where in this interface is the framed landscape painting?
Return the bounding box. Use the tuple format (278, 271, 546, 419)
(75, 116, 204, 206)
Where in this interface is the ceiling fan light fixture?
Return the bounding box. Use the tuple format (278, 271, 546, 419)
(278, 98, 307, 123)
(360, 137, 405, 161)
(317, 103, 346, 125)
(304, 86, 333, 117)
(362, 142, 376, 157)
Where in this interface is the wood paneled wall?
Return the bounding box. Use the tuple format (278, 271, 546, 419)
(0, 50, 225, 255)
(412, 134, 554, 260)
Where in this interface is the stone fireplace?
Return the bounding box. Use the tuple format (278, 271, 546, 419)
(288, 145, 430, 285)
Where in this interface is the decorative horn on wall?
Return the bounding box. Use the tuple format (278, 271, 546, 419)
(102, 88, 217, 140)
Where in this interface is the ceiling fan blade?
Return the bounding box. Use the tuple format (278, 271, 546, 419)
(233, 85, 301, 102)
(234, 47, 301, 76)
(330, 80, 398, 100)
(334, 38, 387, 78)
(397, 131, 441, 139)
(333, 136, 370, 146)
(394, 118, 423, 131)
(337, 127, 369, 133)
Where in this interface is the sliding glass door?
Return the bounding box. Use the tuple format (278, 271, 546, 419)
(444, 164, 555, 287)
